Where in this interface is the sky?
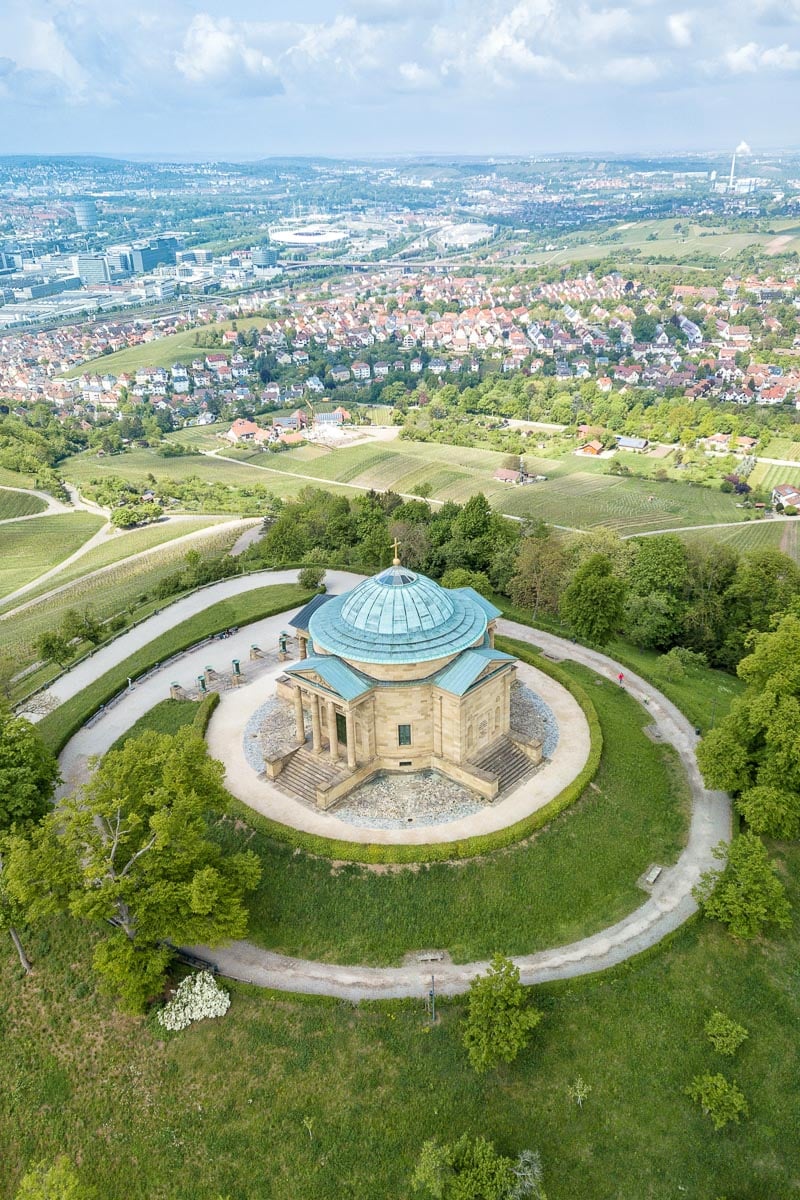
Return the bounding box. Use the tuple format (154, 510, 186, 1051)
(1, 0, 800, 159)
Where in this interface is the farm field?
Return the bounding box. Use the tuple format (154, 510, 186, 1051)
(0, 513, 104, 601)
(0, 488, 46, 519)
(749, 460, 800, 491)
(677, 518, 800, 562)
(61, 317, 269, 379)
(0, 522, 245, 672)
(762, 437, 800, 462)
(531, 216, 800, 266)
(61, 438, 749, 535)
(0, 515, 234, 614)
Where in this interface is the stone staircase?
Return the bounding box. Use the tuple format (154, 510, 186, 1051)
(471, 737, 538, 794)
(275, 747, 350, 806)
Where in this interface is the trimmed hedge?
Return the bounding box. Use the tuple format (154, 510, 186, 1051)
(220, 641, 602, 864)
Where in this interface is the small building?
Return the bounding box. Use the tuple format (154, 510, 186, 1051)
(582, 440, 604, 455)
(615, 435, 649, 451)
(772, 483, 800, 509)
(494, 468, 521, 483)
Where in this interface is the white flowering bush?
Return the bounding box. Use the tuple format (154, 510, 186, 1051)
(157, 970, 230, 1032)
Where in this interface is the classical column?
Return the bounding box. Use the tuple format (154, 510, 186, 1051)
(298, 634, 308, 660)
(345, 709, 356, 770)
(327, 700, 339, 763)
(294, 686, 305, 743)
(311, 693, 322, 754)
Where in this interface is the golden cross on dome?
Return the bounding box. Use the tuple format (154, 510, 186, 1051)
(392, 537, 401, 566)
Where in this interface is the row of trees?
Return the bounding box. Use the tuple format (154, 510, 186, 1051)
(249, 485, 800, 671)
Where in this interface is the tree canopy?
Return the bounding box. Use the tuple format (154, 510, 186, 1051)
(4, 729, 260, 1011)
(462, 954, 542, 1074)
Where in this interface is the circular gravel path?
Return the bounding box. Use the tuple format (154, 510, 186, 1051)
(49, 569, 731, 999)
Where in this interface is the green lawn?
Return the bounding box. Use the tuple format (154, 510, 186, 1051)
(0, 514, 104, 601)
(0, 489, 46, 519)
(219, 662, 689, 965)
(749, 461, 800, 491)
(108, 697, 204, 752)
(3, 848, 799, 1200)
(35, 582, 311, 753)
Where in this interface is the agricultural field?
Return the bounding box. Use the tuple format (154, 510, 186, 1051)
(749, 460, 800, 492)
(0, 488, 46, 519)
(677, 518, 800, 563)
(530, 216, 800, 267)
(60, 437, 749, 536)
(762, 437, 800, 462)
(61, 317, 269, 379)
(0, 513, 104, 601)
(0, 515, 235, 615)
(0, 522, 246, 673)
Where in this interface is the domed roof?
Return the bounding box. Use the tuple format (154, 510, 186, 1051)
(308, 565, 498, 665)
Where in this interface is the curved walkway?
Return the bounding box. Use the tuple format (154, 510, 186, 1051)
(49, 569, 731, 1000)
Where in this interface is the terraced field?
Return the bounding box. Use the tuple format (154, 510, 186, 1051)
(677, 519, 800, 562)
(0, 514, 104, 601)
(0, 523, 246, 672)
(0, 489, 46, 519)
(762, 438, 800, 462)
(61, 438, 748, 535)
(0, 515, 233, 614)
(750, 461, 800, 491)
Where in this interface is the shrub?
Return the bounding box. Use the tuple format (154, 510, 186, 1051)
(704, 1010, 749, 1056)
(693, 832, 792, 940)
(298, 566, 326, 591)
(462, 954, 542, 1074)
(686, 1072, 748, 1130)
(157, 971, 231, 1032)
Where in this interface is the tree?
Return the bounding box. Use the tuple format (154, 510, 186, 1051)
(693, 832, 791, 940)
(697, 613, 800, 835)
(560, 554, 626, 646)
(4, 730, 261, 1011)
(509, 533, 567, 618)
(705, 1010, 749, 1057)
(412, 1135, 514, 1199)
(14, 1156, 95, 1199)
(0, 703, 59, 973)
(462, 954, 542, 1074)
(34, 631, 74, 669)
(685, 1073, 749, 1131)
(298, 566, 326, 591)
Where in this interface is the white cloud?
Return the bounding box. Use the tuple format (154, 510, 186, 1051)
(175, 15, 283, 95)
(725, 39, 800, 72)
(667, 12, 693, 48)
(396, 61, 440, 90)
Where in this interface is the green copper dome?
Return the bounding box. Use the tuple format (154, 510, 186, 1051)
(308, 566, 499, 665)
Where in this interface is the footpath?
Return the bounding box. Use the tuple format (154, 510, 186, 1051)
(49, 570, 730, 1000)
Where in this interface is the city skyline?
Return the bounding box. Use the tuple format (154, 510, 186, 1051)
(2, 0, 800, 158)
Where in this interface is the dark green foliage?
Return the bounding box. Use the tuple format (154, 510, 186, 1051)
(693, 832, 791, 940)
(462, 955, 542, 1073)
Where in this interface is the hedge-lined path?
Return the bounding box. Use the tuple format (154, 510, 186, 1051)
(49, 569, 731, 999)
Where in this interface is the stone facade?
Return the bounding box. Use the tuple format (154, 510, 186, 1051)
(272, 564, 542, 808)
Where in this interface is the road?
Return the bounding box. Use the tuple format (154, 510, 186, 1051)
(47, 569, 731, 1000)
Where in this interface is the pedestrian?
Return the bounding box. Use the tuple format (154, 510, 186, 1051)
(617, 672, 624, 686)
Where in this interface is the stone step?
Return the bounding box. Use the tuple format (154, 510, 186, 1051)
(277, 748, 349, 805)
(471, 737, 537, 794)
